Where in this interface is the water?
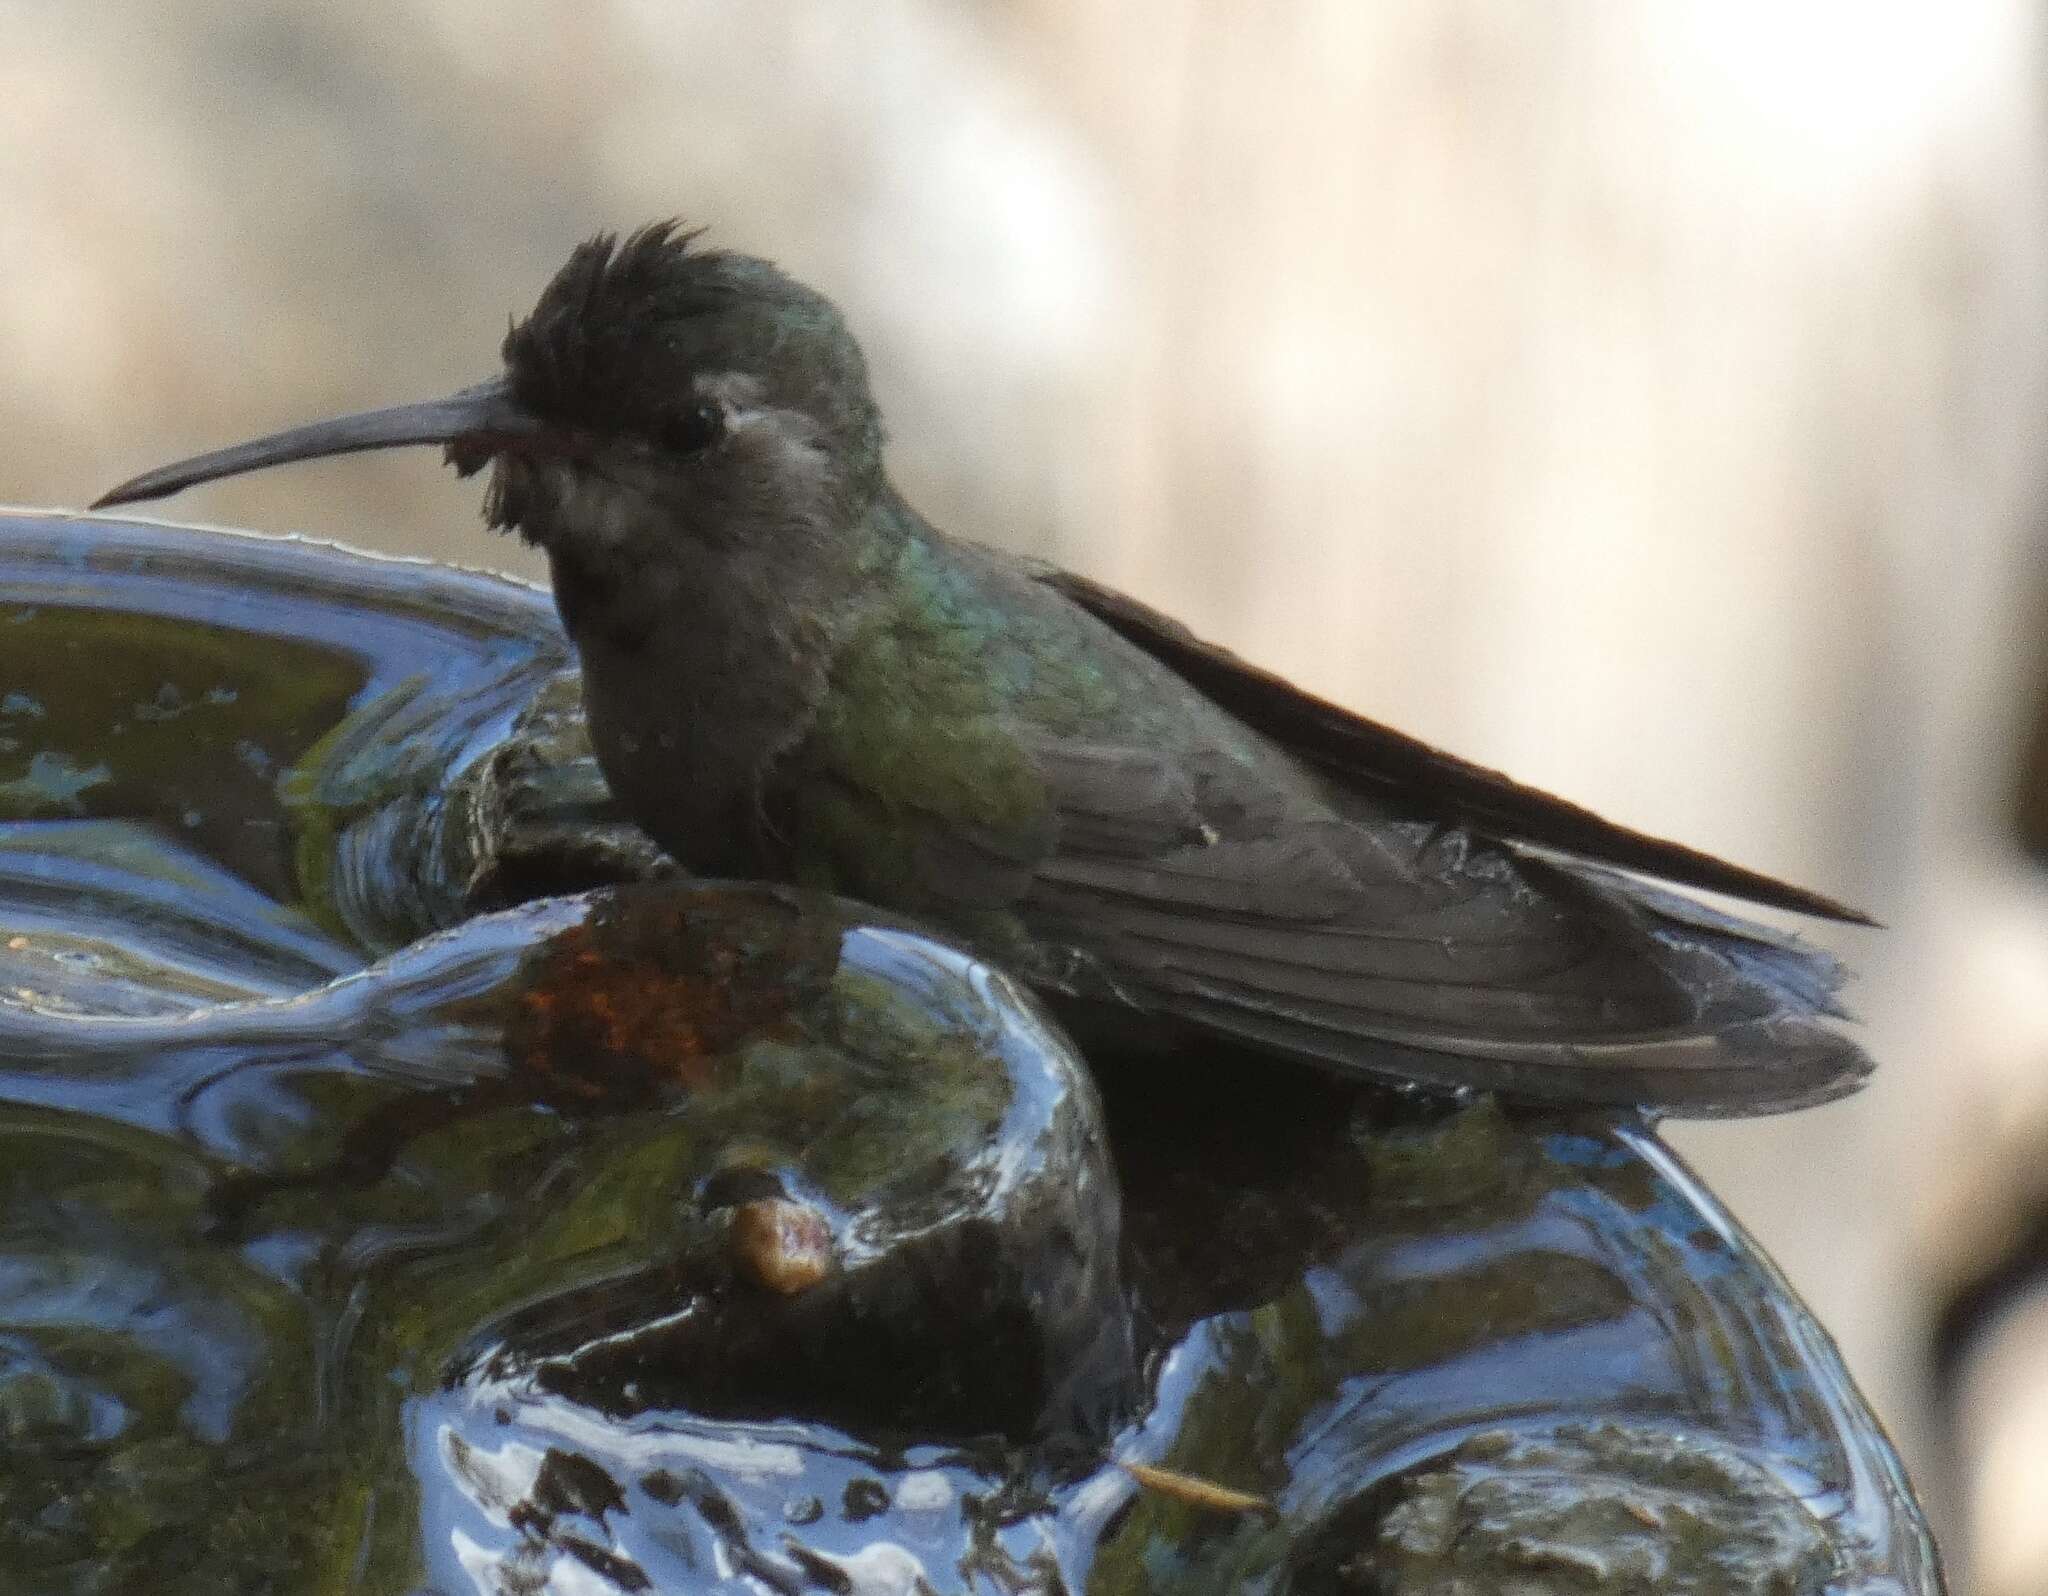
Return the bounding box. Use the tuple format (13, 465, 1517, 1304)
(0, 511, 1941, 1593)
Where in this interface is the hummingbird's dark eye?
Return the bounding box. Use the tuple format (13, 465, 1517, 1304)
(661, 402, 725, 455)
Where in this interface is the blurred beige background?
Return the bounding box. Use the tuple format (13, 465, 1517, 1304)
(8, 0, 2048, 1583)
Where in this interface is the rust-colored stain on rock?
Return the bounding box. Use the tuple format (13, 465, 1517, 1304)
(503, 893, 828, 1108)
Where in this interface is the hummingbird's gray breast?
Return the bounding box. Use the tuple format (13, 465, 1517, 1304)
(547, 507, 872, 880)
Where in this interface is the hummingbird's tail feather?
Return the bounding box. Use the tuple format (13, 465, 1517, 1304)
(1023, 842, 1871, 1118)
(1161, 989, 1870, 1117)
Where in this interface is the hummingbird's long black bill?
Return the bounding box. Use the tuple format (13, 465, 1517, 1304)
(91, 377, 539, 510)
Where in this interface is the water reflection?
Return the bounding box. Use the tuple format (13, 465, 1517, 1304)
(0, 512, 1941, 1593)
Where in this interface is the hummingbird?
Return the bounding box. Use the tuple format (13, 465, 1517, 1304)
(95, 222, 1875, 1115)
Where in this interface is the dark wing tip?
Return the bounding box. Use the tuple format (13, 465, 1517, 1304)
(1031, 563, 1880, 928)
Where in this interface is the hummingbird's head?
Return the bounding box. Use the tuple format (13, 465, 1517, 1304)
(94, 223, 888, 569)
(479, 224, 885, 559)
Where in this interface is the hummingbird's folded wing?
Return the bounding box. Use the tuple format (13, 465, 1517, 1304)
(1007, 741, 1869, 1116)
(1028, 565, 1873, 926)
(780, 545, 1869, 1115)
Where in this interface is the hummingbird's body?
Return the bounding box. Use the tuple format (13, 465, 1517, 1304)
(95, 223, 1875, 1115)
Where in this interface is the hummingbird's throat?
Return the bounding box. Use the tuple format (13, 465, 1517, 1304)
(484, 453, 667, 567)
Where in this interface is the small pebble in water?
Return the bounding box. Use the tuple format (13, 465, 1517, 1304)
(730, 1197, 834, 1295)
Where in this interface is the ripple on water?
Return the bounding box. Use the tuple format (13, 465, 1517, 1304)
(0, 512, 1943, 1594)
